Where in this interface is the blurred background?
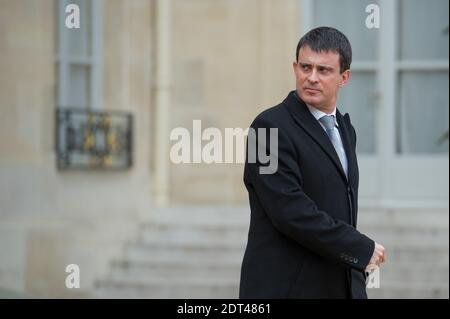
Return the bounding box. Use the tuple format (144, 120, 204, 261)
(0, 0, 448, 298)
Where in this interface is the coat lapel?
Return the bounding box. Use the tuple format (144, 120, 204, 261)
(283, 91, 349, 185)
(336, 111, 356, 187)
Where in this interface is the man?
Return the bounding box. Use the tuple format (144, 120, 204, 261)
(239, 27, 385, 299)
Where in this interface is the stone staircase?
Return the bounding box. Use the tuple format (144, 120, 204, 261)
(94, 206, 449, 299)
(94, 207, 248, 298)
(359, 208, 449, 299)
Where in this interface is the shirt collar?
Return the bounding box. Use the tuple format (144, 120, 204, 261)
(306, 104, 339, 127)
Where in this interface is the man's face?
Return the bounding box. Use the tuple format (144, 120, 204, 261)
(293, 45, 350, 113)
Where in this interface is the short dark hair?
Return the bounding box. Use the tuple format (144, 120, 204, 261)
(296, 26, 352, 73)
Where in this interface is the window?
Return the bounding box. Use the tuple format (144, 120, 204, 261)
(57, 0, 102, 110)
(396, 0, 449, 154)
(302, 0, 449, 204)
(306, 0, 380, 154)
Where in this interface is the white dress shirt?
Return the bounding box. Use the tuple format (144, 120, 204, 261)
(306, 104, 349, 177)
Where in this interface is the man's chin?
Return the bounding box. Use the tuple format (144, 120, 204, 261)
(300, 96, 321, 107)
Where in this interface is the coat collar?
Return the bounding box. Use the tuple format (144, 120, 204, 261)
(282, 90, 355, 186)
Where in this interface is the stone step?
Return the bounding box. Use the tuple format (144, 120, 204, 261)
(106, 262, 448, 289)
(124, 242, 245, 265)
(129, 230, 447, 264)
(94, 278, 239, 299)
(95, 284, 238, 299)
(377, 265, 449, 284)
(116, 250, 448, 269)
(97, 274, 239, 287)
(112, 250, 449, 286)
(109, 260, 240, 282)
(123, 246, 447, 268)
(357, 209, 449, 228)
(138, 223, 248, 246)
(110, 257, 447, 283)
(357, 229, 449, 248)
(151, 207, 449, 229)
(150, 208, 448, 228)
(152, 206, 249, 215)
(95, 278, 449, 299)
(358, 224, 449, 235)
(134, 233, 447, 252)
(148, 208, 449, 244)
(150, 207, 249, 223)
(367, 283, 449, 299)
(386, 246, 449, 263)
(152, 206, 448, 223)
(136, 222, 447, 249)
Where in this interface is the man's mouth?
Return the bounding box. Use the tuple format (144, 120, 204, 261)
(304, 87, 321, 93)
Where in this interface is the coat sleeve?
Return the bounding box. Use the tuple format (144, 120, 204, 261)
(245, 115, 374, 271)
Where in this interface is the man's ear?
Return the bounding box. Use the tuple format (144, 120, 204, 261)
(340, 69, 351, 87)
(293, 61, 299, 76)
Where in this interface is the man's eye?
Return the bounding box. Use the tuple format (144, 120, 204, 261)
(301, 65, 310, 70)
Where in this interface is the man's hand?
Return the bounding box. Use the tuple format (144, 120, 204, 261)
(365, 242, 385, 272)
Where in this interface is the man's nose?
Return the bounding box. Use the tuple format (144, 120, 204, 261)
(307, 69, 318, 83)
